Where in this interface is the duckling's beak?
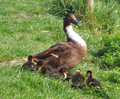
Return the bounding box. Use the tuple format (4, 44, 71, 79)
(31, 64, 37, 71)
(72, 20, 81, 26)
(64, 72, 67, 79)
(38, 65, 43, 71)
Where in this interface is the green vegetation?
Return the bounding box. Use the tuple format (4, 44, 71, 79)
(0, 0, 120, 99)
(53, 0, 120, 67)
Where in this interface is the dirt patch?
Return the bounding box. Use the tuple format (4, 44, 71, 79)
(0, 57, 27, 66)
(15, 14, 31, 18)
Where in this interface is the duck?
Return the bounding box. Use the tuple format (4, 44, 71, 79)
(86, 70, 102, 89)
(32, 60, 68, 79)
(22, 55, 36, 69)
(71, 69, 85, 89)
(23, 13, 87, 70)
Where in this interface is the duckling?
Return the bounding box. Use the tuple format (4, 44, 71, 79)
(54, 66, 68, 79)
(43, 65, 68, 80)
(22, 55, 36, 69)
(72, 69, 85, 89)
(86, 70, 102, 89)
(32, 60, 52, 75)
(32, 60, 67, 79)
(64, 70, 73, 82)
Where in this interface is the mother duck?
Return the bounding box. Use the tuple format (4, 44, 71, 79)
(25, 13, 87, 70)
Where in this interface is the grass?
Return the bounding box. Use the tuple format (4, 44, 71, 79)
(0, 0, 120, 99)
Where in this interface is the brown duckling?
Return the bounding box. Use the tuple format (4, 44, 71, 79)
(32, 60, 52, 75)
(64, 70, 73, 82)
(32, 60, 68, 79)
(22, 55, 36, 69)
(86, 70, 102, 89)
(72, 69, 85, 89)
(54, 66, 68, 79)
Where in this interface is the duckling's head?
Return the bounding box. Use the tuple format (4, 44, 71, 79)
(59, 66, 68, 79)
(32, 60, 44, 71)
(59, 66, 67, 73)
(37, 60, 44, 70)
(86, 70, 93, 78)
(22, 55, 34, 69)
(28, 55, 33, 62)
(76, 69, 82, 74)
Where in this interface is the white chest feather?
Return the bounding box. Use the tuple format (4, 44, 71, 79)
(65, 26, 86, 46)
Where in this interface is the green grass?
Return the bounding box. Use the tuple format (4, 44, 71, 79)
(0, 0, 120, 99)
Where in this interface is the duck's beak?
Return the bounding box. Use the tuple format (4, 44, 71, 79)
(72, 20, 81, 26)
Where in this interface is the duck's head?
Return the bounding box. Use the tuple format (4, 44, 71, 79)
(76, 69, 82, 74)
(32, 60, 44, 71)
(86, 70, 93, 78)
(64, 13, 81, 29)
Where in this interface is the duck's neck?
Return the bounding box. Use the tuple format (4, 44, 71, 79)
(64, 25, 86, 46)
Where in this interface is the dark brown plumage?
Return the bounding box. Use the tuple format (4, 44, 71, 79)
(32, 60, 68, 79)
(64, 70, 73, 82)
(32, 60, 52, 75)
(86, 70, 102, 89)
(54, 66, 68, 79)
(23, 13, 87, 71)
(22, 55, 36, 69)
(72, 69, 85, 89)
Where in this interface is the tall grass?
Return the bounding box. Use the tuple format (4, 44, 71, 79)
(52, 0, 120, 34)
(52, 0, 120, 67)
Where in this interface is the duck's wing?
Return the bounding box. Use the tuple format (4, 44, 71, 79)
(31, 42, 73, 60)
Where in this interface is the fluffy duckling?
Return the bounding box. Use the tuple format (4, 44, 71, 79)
(86, 70, 102, 89)
(72, 69, 85, 89)
(32, 60, 67, 79)
(54, 66, 68, 79)
(22, 55, 36, 69)
(32, 60, 51, 74)
(32, 60, 44, 71)
(64, 71, 73, 82)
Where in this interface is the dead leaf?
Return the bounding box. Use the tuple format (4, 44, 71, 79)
(41, 31, 50, 33)
(22, 56, 27, 61)
(15, 14, 30, 18)
(20, 14, 30, 18)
